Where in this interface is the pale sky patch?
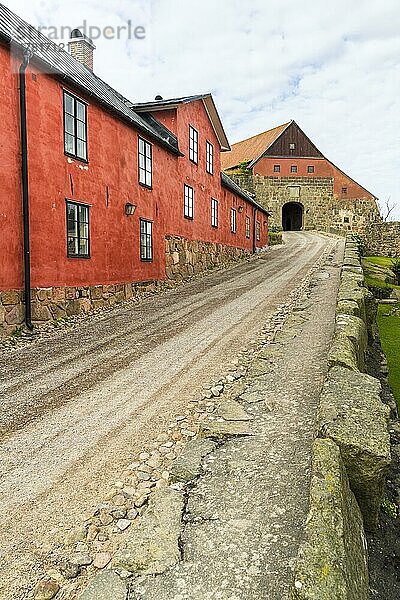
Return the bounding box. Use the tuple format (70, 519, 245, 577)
(3, 0, 400, 217)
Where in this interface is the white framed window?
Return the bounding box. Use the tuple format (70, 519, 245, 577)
(140, 219, 153, 261)
(63, 91, 87, 161)
(138, 137, 152, 188)
(184, 184, 194, 219)
(245, 215, 251, 238)
(189, 125, 198, 163)
(256, 221, 261, 241)
(211, 198, 218, 227)
(231, 208, 237, 234)
(66, 200, 90, 258)
(206, 141, 214, 174)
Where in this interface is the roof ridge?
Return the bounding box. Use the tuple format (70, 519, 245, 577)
(231, 121, 291, 147)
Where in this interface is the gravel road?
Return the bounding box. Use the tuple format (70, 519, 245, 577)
(0, 232, 333, 598)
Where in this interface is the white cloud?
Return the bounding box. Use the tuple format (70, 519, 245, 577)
(3, 0, 400, 217)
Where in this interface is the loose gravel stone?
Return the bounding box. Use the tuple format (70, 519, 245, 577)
(116, 519, 131, 531)
(71, 553, 93, 566)
(93, 552, 112, 569)
(33, 579, 60, 600)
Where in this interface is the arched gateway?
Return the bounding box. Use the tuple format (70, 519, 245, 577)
(282, 202, 303, 231)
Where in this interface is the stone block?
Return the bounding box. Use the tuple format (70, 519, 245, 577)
(31, 302, 52, 322)
(89, 285, 102, 301)
(170, 439, 217, 484)
(291, 438, 369, 600)
(335, 314, 368, 371)
(78, 570, 126, 600)
(5, 304, 24, 325)
(52, 287, 66, 302)
(1, 290, 20, 305)
(112, 487, 184, 574)
(317, 367, 391, 531)
(36, 288, 51, 302)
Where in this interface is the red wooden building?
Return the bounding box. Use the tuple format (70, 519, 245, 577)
(0, 6, 269, 334)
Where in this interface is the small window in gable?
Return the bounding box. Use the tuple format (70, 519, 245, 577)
(291, 165, 298, 173)
(342, 187, 348, 194)
(307, 165, 315, 173)
(274, 165, 280, 173)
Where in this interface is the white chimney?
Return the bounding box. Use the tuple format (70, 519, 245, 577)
(68, 29, 96, 71)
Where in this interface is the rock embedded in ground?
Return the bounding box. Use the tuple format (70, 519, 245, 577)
(77, 570, 126, 600)
(169, 438, 217, 484)
(112, 487, 185, 574)
(216, 399, 253, 421)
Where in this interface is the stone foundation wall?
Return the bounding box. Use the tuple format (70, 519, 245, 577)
(0, 237, 252, 338)
(165, 235, 250, 280)
(364, 222, 400, 256)
(230, 173, 381, 235)
(0, 281, 158, 339)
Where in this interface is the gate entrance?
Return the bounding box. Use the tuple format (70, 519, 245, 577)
(282, 202, 303, 231)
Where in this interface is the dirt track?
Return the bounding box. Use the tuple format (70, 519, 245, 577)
(0, 232, 334, 598)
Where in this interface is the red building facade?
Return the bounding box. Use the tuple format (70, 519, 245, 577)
(0, 6, 269, 335)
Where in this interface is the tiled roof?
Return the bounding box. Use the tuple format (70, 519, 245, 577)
(0, 4, 180, 155)
(221, 172, 270, 215)
(221, 122, 291, 170)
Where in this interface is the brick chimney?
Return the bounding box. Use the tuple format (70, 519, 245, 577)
(68, 29, 96, 71)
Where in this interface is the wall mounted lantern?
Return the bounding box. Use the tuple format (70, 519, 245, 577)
(125, 202, 137, 216)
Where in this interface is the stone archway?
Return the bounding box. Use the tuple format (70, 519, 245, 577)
(282, 202, 304, 231)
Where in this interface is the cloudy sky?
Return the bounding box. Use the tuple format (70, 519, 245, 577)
(4, 0, 400, 218)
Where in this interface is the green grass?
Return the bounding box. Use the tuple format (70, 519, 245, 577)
(377, 303, 400, 410)
(364, 256, 396, 269)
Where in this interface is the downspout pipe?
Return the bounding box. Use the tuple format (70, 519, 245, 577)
(19, 48, 33, 330)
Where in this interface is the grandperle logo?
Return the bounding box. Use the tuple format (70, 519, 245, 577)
(13, 20, 146, 54)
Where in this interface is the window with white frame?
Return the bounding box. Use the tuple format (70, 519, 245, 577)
(189, 125, 198, 163)
(63, 91, 87, 161)
(256, 221, 261, 241)
(66, 200, 90, 258)
(231, 208, 237, 233)
(245, 215, 251, 238)
(140, 219, 153, 261)
(184, 184, 194, 219)
(206, 141, 214, 174)
(138, 137, 152, 188)
(211, 198, 218, 227)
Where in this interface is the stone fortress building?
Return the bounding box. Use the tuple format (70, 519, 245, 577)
(222, 120, 382, 234)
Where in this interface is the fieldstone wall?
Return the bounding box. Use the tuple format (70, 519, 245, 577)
(0, 237, 253, 338)
(0, 281, 158, 339)
(231, 173, 381, 235)
(365, 222, 400, 256)
(291, 235, 392, 598)
(164, 235, 250, 280)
